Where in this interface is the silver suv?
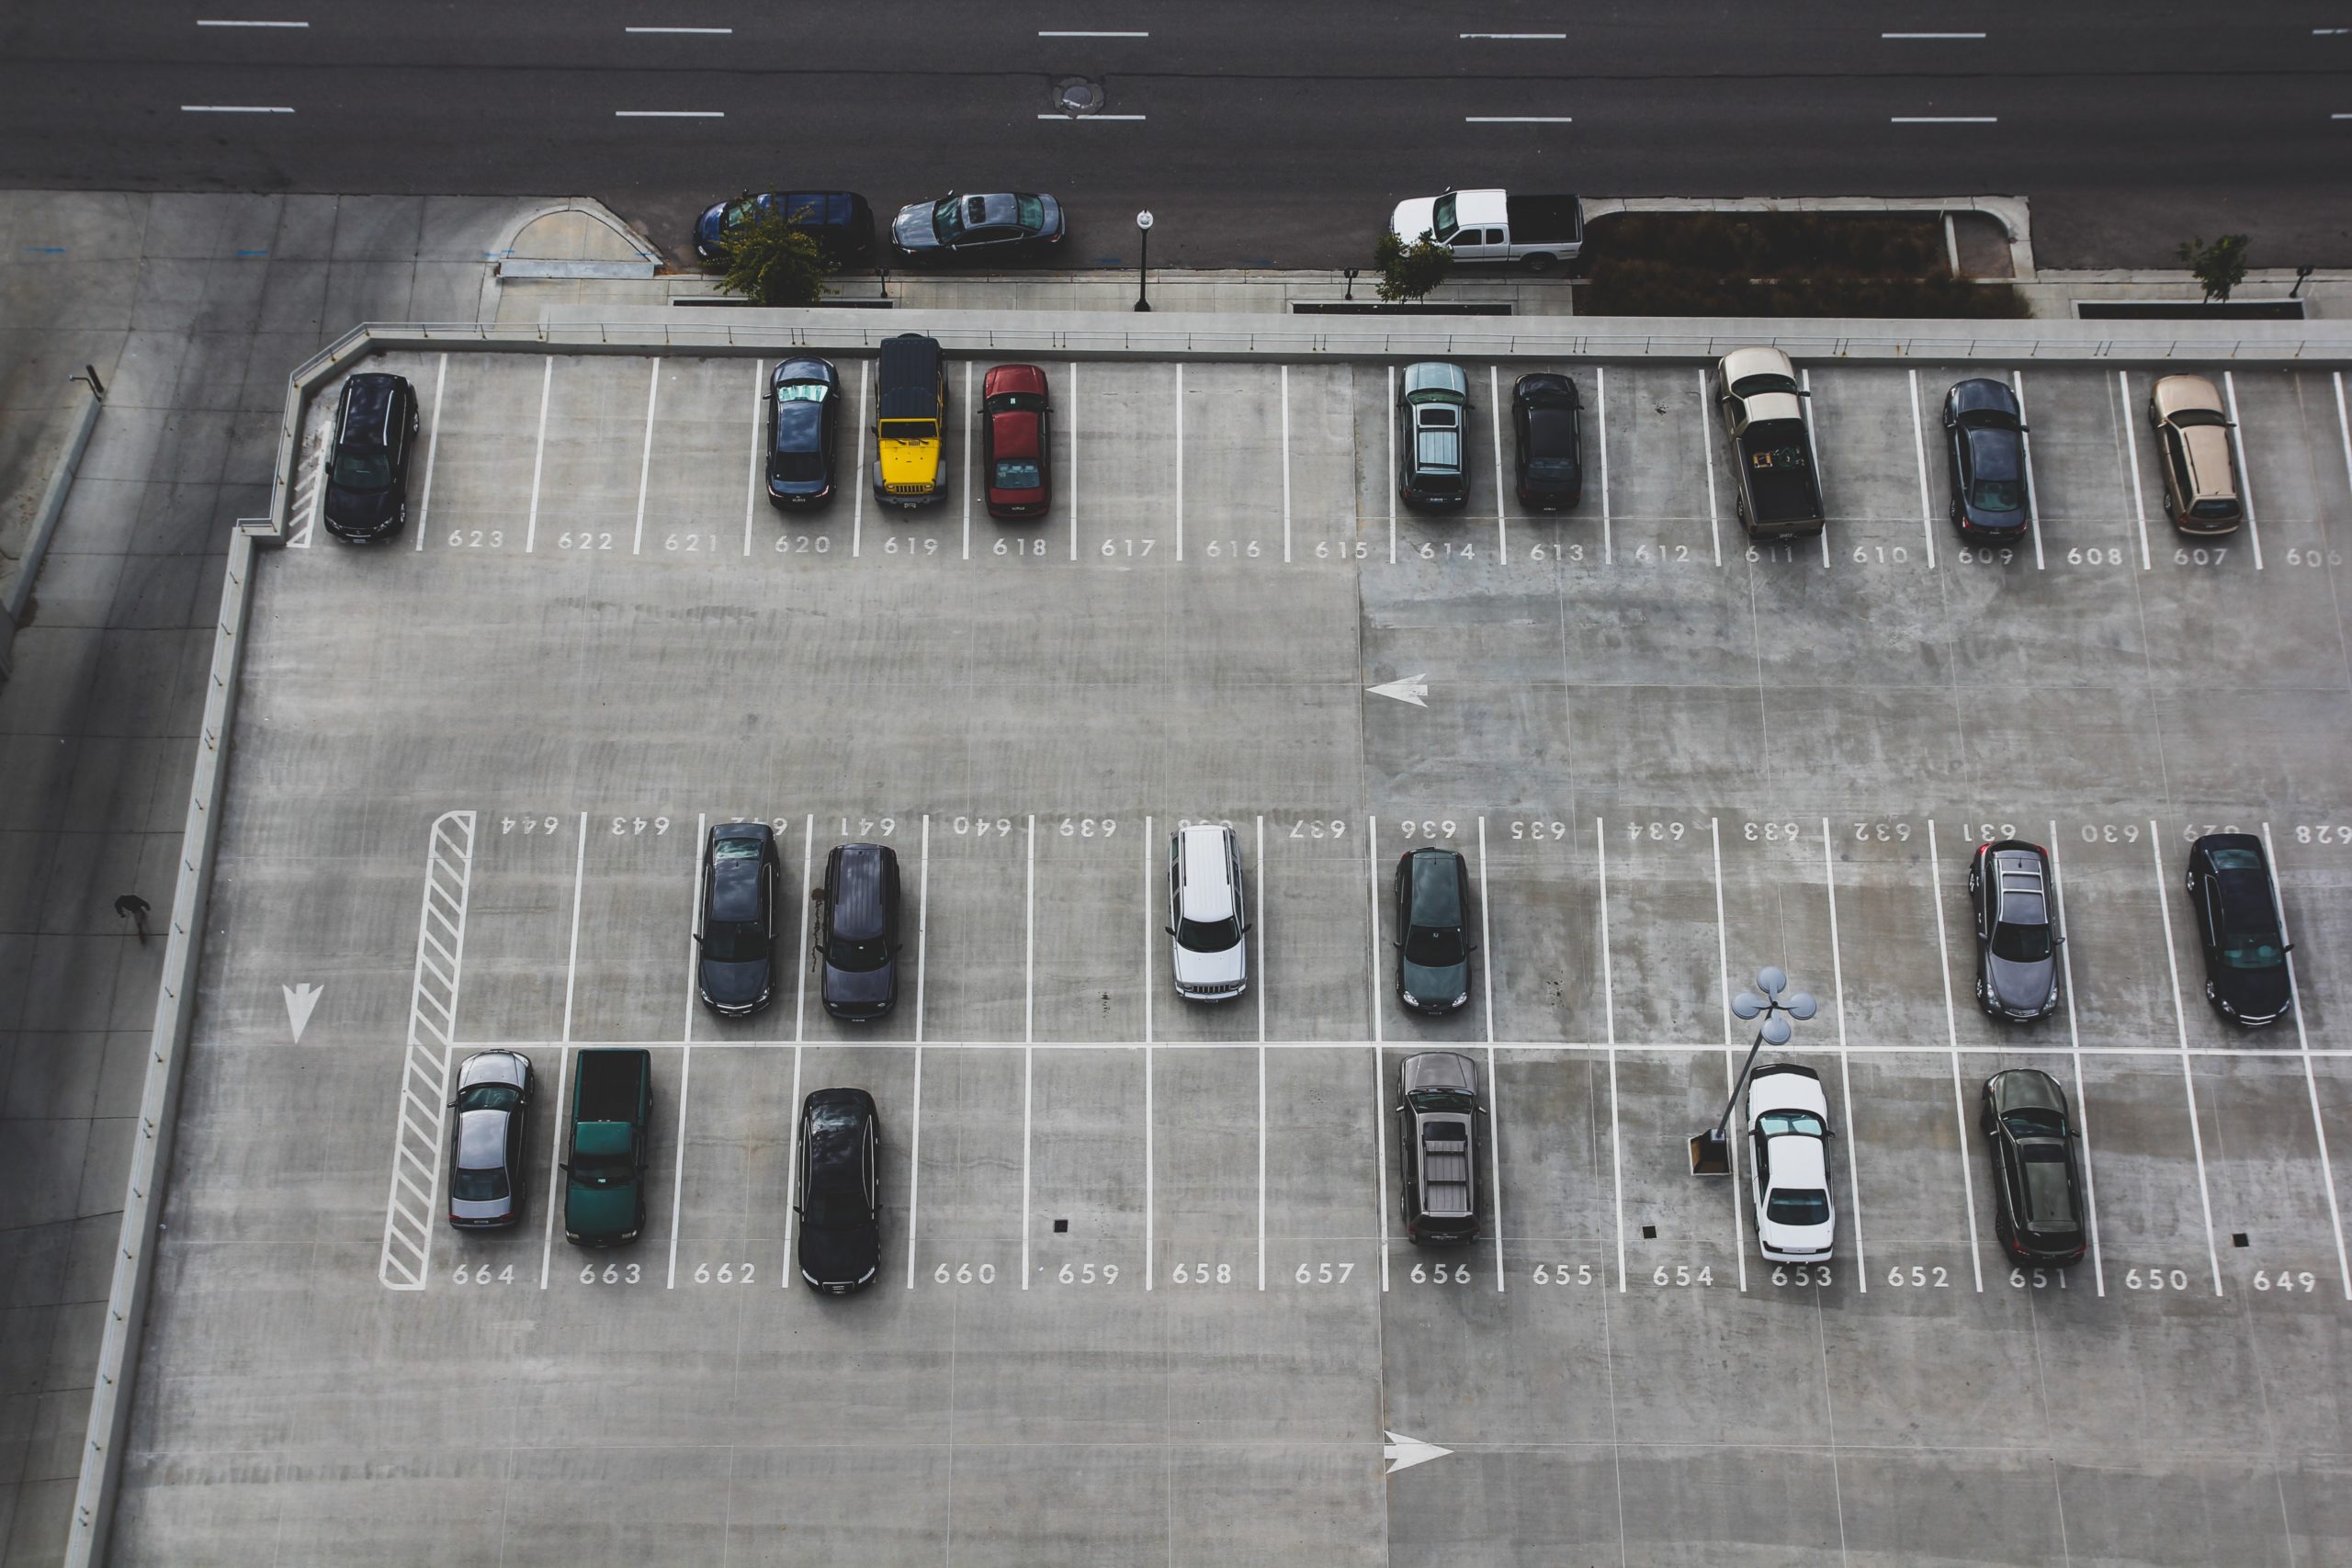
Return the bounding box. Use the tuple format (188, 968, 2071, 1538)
(1167, 824, 1249, 1000)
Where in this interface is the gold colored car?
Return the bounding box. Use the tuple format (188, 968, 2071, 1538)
(2147, 373, 2242, 534)
(873, 333, 947, 507)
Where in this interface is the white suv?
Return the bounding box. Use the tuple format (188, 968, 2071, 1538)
(1168, 824, 1249, 1000)
(1746, 1063, 1836, 1264)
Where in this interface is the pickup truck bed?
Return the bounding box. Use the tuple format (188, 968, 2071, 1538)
(573, 1050, 648, 1128)
(1504, 195, 1583, 245)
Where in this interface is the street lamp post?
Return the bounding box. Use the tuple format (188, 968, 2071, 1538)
(1689, 965, 1818, 1176)
(1134, 210, 1154, 312)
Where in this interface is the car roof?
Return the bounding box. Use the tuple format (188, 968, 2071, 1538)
(989, 407, 1042, 461)
(1769, 1134, 1828, 1189)
(708, 828, 768, 921)
(455, 1108, 510, 1169)
(828, 843, 892, 942)
(1402, 362, 1467, 399)
(877, 335, 943, 416)
(1177, 826, 1236, 922)
(1948, 378, 2018, 419)
(984, 363, 1047, 397)
(1406, 850, 1463, 924)
(2178, 425, 2235, 497)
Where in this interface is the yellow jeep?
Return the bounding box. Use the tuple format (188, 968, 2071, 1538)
(872, 333, 947, 506)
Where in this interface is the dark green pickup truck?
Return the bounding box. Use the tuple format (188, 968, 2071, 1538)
(562, 1048, 652, 1247)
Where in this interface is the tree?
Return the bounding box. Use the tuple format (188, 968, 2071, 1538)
(1374, 228, 1453, 303)
(2177, 234, 2251, 305)
(717, 204, 834, 308)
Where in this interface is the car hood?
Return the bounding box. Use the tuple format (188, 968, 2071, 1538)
(695, 200, 729, 248)
(1172, 942, 1246, 987)
(892, 202, 941, 251)
(1401, 957, 1468, 1005)
(324, 481, 398, 530)
(1390, 197, 1439, 243)
(700, 957, 772, 1008)
(800, 1213, 879, 1286)
(1987, 954, 2054, 1014)
(823, 959, 896, 1011)
(2217, 962, 2291, 1020)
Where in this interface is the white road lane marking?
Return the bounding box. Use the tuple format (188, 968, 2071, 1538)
(1022, 814, 1035, 1288)
(907, 814, 929, 1288)
(2117, 369, 2154, 570)
(779, 1041, 803, 1288)
(1490, 365, 1509, 563)
(1478, 818, 1503, 1291)
(379, 809, 475, 1291)
(1800, 367, 1829, 568)
(1039, 29, 1148, 37)
(524, 355, 551, 552)
(197, 18, 309, 25)
(1710, 818, 1747, 1289)
(635, 360, 660, 556)
(1699, 366, 1721, 565)
(2263, 824, 2352, 1299)
(180, 105, 294, 112)
(1281, 366, 1293, 563)
(1144, 816, 1155, 1290)
(563, 813, 588, 1042)
(1925, 821, 1985, 1290)
(615, 109, 724, 118)
(1891, 116, 1997, 123)
(1174, 363, 1184, 560)
(851, 358, 869, 558)
(794, 814, 813, 1041)
(1599, 818, 1623, 1292)
(2335, 372, 2352, 503)
(1821, 820, 1865, 1292)
(1035, 113, 1147, 120)
(961, 359, 973, 561)
(413, 352, 446, 552)
(1597, 364, 1611, 564)
(668, 815, 702, 1288)
(2010, 369, 2045, 570)
(626, 25, 732, 33)
(2222, 371, 2264, 568)
(2148, 821, 2225, 1295)
(1882, 31, 1985, 38)
(1462, 32, 1566, 39)
(1465, 116, 1573, 123)
(1258, 815, 1268, 1289)
(1067, 360, 1080, 561)
(536, 1048, 568, 1290)
(741, 359, 761, 556)
(2045, 826, 2106, 1295)
(1386, 365, 1398, 564)
(1368, 816, 1389, 1290)
(1907, 368, 1937, 569)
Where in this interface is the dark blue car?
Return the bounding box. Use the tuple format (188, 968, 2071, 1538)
(767, 357, 842, 507)
(698, 822, 780, 1018)
(695, 190, 875, 265)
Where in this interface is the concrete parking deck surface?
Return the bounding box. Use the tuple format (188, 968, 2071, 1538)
(119, 344, 2352, 1564)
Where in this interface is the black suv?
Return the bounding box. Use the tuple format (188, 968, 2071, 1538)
(697, 823, 780, 1017)
(1941, 378, 2030, 540)
(813, 843, 904, 1021)
(767, 356, 841, 507)
(1395, 847, 1474, 1016)
(1511, 372, 1583, 510)
(797, 1088, 882, 1293)
(2185, 833, 2293, 1026)
(322, 372, 420, 542)
(1980, 1068, 2086, 1265)
(1396, 1052, 1484, 1245)
(1968, 840, 2061, 1021)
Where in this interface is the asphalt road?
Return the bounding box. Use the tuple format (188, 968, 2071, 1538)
(4, 2, 2349, 270)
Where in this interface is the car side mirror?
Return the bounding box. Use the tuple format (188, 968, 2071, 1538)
(690, 931, 702, 946)
(2284, 942, 2295, 954)
(558, 1161, 571, 1173)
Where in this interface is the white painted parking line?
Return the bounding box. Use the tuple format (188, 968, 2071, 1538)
(2010, 370, 2045, 570)
(779, 1038, 803, 1289)
(1143, 815, 1155, 1290)
(1281, 367, 1294, 564)
(413, 353, 446, 552)
(1022, 814, 1035, 1288)
(537, 814, 587, 1292)
(464, 1034, 2352, 1061)
(634, 360, 660, 556)
(2263, 824, 2352, 1299)
(1477, 818, 1503, 1292)
(668, 816, 702, 1289)
(2335, 372, 2352, 502)
(1598, 818, 1624, 1292)
(1907, 368, 1938, 569)
(2148, 821, 2225, 1295)
(1698, 367, 1721, 566)
(741, 359, 762, 557)
(379, 809, 475, 1291)
(1258, 815, 1268, 1288)
(1174, 364, 1185, 561)
(524, 355, 551, 552)
(2045, 826, 2106, 1295)
(907, 814, 929, 1288)
(1709, 819, 1748, 1289)
(1924, 821, 1985, 1291)
(1386, 365, 1397, 565)
(563, 812, 588, 1042)
(295, 440, 322, 548)
(1596, 365, 1612, 565)
(1490, 366, 1509, 563)
(2221, 371, 2265, 569)
(1821, 820, 1866, 1292)
(851, 360, 868, 558)
(2118, 369, 2154, 570)
(794, 814, 813, 1041)
(1368, 815, 1389, 1290)
(1067, 361, 1080, 561)
(1800, 367, 1830, 568)
(960, 360, 973, 562)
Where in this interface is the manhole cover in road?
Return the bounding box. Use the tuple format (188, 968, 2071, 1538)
(1053, 78, 1105, 116)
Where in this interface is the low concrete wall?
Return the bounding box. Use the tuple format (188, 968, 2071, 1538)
(0, 377, 103, 680)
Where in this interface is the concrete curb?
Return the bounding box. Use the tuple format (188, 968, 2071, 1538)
(0, 374, 103, 680)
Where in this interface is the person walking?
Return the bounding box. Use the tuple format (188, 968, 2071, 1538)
(113, 893, 150, 944)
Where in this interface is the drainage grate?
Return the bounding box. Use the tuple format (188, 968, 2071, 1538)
(1641, 1224, 1657, 1240)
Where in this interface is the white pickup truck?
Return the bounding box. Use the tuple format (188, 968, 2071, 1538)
(1387, 189, 1585, 271)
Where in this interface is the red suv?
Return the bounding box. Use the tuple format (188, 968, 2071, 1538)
(981, 364, 1052, 519)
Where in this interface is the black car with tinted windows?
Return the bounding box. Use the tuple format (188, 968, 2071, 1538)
(1942, 378, 2030, 540)
(2185, 833, 2293, 1025)
(814, 842, 903, 1021)
(890, 191, 1065, 263)
(797, 1088, 881, 1293)
(1511, 372, 1583, 510)
(1396, 1052, 1484, 1245)
(697, 822, 780, 1017)
(1395, 847, 1474, 1016)
(694, 190, 876, 265)
(767, 357, 841, 507)
(1980, 1068, 2086, 1264)
(1968, 840, 2061, 1021)
(322, 371, 420, 542)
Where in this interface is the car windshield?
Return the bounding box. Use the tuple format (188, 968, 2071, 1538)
(331, 450, 391, 491)
(2191, 498, 2240, 519)
(1970, 478, 2023, 513)
(830, 935, 890, 973)
(993, 458, 1042, 490)
(988, 391, 1046, 413)
(1757, 1110, 1825, 1138)
(1431, 194, 1457, 237)
(2221, 930, 2286, 968)
(933, 197, 963, 241)
(457, 1084, 518, 1115)
(1732, 372, 1798, 398)
(1177, 915, 1241, 953)
(703, 918, 764, 964)
(2003, 1108, 2064, 1138)
(772, 450, 825, 482)
(1990, 920, 2052, 963)
(1528, 458, 1577, 479)
(1766, 1188, 1830, 1225)
(1409, 1087, 1477, 1112)
(1017, 195, 1045, 231)
(571, 1152, 631, 1184)
(722, 198, 761, 230)
(775, 382, 827, 403)
(450, 1166, 508, 1201)
(1405, 924, 1464, 967)
(2170, 407, 2226, 428)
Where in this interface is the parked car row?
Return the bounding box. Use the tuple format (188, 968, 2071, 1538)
(693, 187, 1065, 266)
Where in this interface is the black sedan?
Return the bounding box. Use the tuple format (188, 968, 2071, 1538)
(1511, 373, 1583, 510)
(1395, 847, 1474, 1016)
(1979, 1068, 2086, 1265)
(2185, 834, 2294, 1026)
(1942, 378, 2030, 540)
(797, 1088, 881, 1293)
(447, 1050, 531, 1229)
(1968, 840, 2061, 1021)
(697, 822, 780, 1017)
(890, 192, 1065, 263)
(767, 357, 841, 507)
(322, 371, 420, 542)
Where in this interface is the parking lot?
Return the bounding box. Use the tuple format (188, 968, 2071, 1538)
(120, 345, 2352, 1565)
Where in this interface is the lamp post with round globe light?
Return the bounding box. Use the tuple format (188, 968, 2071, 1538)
(1689, 965, 1818, 1176)
(1133, 210, 1153, 312)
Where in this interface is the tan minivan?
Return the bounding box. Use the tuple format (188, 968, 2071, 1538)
(2147, 374, 2243, 534)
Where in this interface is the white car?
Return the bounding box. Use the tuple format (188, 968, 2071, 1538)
(1168, 824, 1248, 1000)
(1746, 1063, 1835, 1263)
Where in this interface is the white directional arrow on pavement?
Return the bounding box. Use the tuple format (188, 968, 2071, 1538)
(1367, 674, 1430, 708)
(283, 982, 323, 1043)
(1382, 1430, 1453, 1474)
